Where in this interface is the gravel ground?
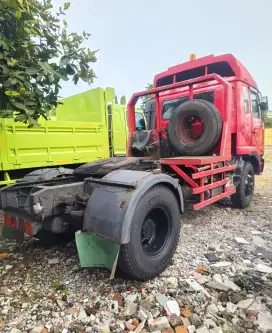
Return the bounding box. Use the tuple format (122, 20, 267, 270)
(0, 161, 272, 333)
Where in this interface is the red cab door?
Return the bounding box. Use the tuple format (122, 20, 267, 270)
(250, 88, 264, 156)
(239, 85, 252, 148)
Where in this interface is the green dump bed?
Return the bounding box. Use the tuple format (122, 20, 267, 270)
(0, 118, 109, 171)
(0, 88, 116, 173)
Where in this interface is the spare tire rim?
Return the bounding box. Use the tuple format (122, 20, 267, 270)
(141, 208, 170, 256)
(177, 114, 204, 143)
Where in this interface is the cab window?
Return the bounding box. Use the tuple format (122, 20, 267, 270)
(135, 112, 146, 130)
(250, 90, 261, 119)
(194, 91, 214, 104)
(162, 96, 189, 120)
(162, 91, 214, 120)
(243, 85, 249, 114)
(126, 112, 146, 130)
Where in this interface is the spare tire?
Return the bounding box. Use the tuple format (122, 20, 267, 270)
(168, 99, 222, 156)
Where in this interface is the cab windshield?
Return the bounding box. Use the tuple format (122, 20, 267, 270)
(162, 91, 214, 120)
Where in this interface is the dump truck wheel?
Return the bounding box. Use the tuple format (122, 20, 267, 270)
(231, 162, 255, 209)
(118, 185, 181, 280)
(168, 99, 222, 155)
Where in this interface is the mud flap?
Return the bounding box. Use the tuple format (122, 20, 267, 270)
(75, 231, 120, 279)
(2, 226, 24, 243)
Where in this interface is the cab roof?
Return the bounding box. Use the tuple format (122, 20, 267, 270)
(154, 54, 258, 89)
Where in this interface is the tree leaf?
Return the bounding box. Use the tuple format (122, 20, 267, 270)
(37, 74, 43, 82)
(5, 90, 20, 96)
(10, 100, 26, 110)
(53, 69, 68, 81)
(15, 114, 28, 122)
(15, 10, 22, 18)
(19, 87, 27, 93)
(28, 118, 40, 127)
(7, 58, 17, 66)
(73, 73, 79, 85)
(17, 0, 23, 8)
(3, 80, 11, 88)
(0, 39, 9, 51)
(35, 88, 43, 96)
(66, 63, 77, 75)
(25, 100, 37, 107)
(60, 55, 69, 67)
(38, 61, 51, 72)
(64, 2, 70, 10)
(48, 73, 54, 82)
(25, 66, 38, 75)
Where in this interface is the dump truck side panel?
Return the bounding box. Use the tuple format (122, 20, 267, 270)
(0, 118, 109, 170)
(111, 104, 128, 156)
(0, 87, 141, 185)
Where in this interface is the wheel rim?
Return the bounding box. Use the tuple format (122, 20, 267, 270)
(177, 114, 204, 143)
(141, 208, 170, 256)
(245, 173, 254, 198)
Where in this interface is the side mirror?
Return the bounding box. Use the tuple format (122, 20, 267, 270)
(260, 96, 269, 111)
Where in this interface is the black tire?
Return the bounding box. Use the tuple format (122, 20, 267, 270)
(21, 167, 74, 183)
(74, 157, 125, 178)
(168, 99, 222, 155)
(118, 185, 181, 280)
(231, 162, 255, 209)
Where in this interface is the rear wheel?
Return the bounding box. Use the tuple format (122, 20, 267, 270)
(231, 162, 255, 208)
(118, 186, 181, 280)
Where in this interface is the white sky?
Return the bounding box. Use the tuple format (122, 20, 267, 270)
(55, 0, 272, 106)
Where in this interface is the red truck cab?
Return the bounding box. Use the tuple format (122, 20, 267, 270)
(152, 54, 267, 174)
(127, 53, 268, 210)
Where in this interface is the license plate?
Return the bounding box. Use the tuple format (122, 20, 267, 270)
(4, 215, 33, 236)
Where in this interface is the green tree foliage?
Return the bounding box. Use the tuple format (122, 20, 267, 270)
(0, 0, 97, 125)
(120, 95, 126, 105)
(115, 95, 118, 104)
(140, 82, 154, 110)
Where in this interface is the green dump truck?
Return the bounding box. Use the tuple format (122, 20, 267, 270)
(0, 87, 145, 186)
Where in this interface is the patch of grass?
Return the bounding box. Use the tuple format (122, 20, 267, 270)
(245, 204, 256, 212)
(20, 296, 32, 303)
(51, 279, 67, 293)
(32, 290, 45, 299)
